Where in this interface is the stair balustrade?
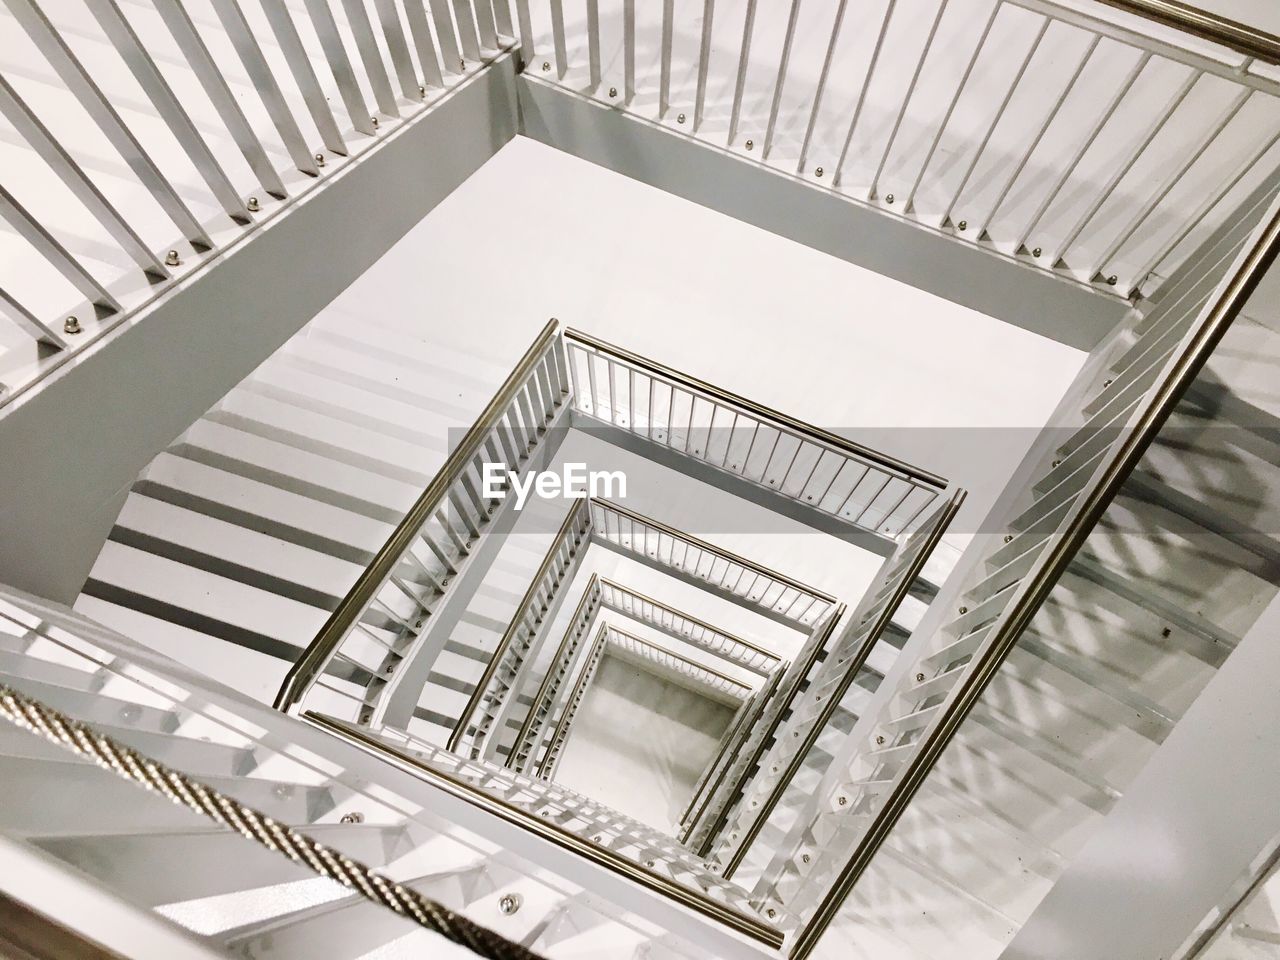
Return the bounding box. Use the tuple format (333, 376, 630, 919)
(0, 0, 514, 405)
(522, 0, 1280, 299)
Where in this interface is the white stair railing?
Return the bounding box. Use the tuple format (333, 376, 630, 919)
(565, 328, 947, 541)
(0, 582, 706, 960)
(523, 0, 1280, 299)
(707, 488, 964, 881)
(768, 137, 1280, 960)
(275, 319, 569, 722)
(310, 710, 789, 948)
(450, 496, 592, 758)
(0, 0, 515, 405)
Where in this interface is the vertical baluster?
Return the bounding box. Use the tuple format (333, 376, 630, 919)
(585, 350, 599, 414)
(833, 0, 897, 188)
(623, 0, 635, 104)
(586, 0, 601, 89)
(902, 0, 1000, 212)
(939, 16, 1051, 226)
(401, 0, 445, 89)
(301, 0, 377, 135)
(0, 76, 170, 277)
(980, 34, 1101, 237)
(1135, 126, 1280, 287)
(1091, 87, 1251, 283)
(473, 0, 499, 50)
(727, 0, 757, 144)
(1014, 49, 1149, 252)
(493, 0, 513, 38)
(0, 286, 68, 349)
(659, 0, 674, 118)
(338, 0, 401, 116)
(549, 0, 567, 78)
(258, 0, 350, 154)
(369, 0, 425, 100)
(152, 0, 289, 197)
(7, 0, 219, 232)
(797, 0, 848, 173)
(0, 184, 121, 315)
(762, 0, 803, 159)
(867, 0, 948, 201)
(693, 0, 716, 131)
(210, 0, 321, 174)
(515, 0, 534, 60)
(1051, 67, 1200, 268)
(428, 0, 464, 75)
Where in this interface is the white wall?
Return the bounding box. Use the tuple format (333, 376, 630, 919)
(555, 654, 735, 832)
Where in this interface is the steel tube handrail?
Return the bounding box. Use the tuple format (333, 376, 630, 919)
(448, 498, 588, 752)
(506, 573, 601, 769)
(536, 626, 608, 779)
(679, 668, 784, 842)
(694, 610, 844, 857)
(564, 328, 946, 490)
(593, 499, 838, 609)
(306, 712, 785, 949)
(274, 319, 561, 712)
(598, 577, 782, 670)
(718, 490, 965, 880)
(787, 193, 1280, 960)
(603, 624, 753, 697)
(1093, 0, 1280, 64)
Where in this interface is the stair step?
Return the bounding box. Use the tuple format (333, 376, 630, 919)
(87, 541, 328, 659)
(141, 452, 391, 559)
(114, 493, 362, 605)
(32, 822, 407, 907)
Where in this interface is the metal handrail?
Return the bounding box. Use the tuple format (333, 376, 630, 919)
(603, 624, 753, 700)
(536, 625, 608, 779)
(691, 609, 845, 856)
(307, 711, 786, 950)
(786, 181, 1280, 960)
(506, 573, 602, 770)
(565, 328, 946, 489)
(716, 490, 965, 880)
(679, 668, 784, 842)
(598, 577, 782, 672)
(593, 499, 838, 611)
(274, 319, 561, 713)
(448, 497, 589, 752)
(1094, 0, 1280, 64)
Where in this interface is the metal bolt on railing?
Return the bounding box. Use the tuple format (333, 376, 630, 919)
(315, 153, 326, 168)
(246, 197, 260, 213)
(886, 194, 895, 204)
(916, 672, 926, 682)
(677, 113, 686, 123)
(63, 317, 82, 335)
(815, 167, 824, 177)
(609, 87, 617, 97)
(957, 220, 968, 231)
(1032, 247, 1043, 258)
(542, 61, 550, 71)
(165, 250, 181, 267)
(745, 139, 754, 150)
(340, 812, 365, 823)
(498, 894, 522, 915)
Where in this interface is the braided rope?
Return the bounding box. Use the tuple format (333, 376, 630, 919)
(0, 683, 543, 960)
